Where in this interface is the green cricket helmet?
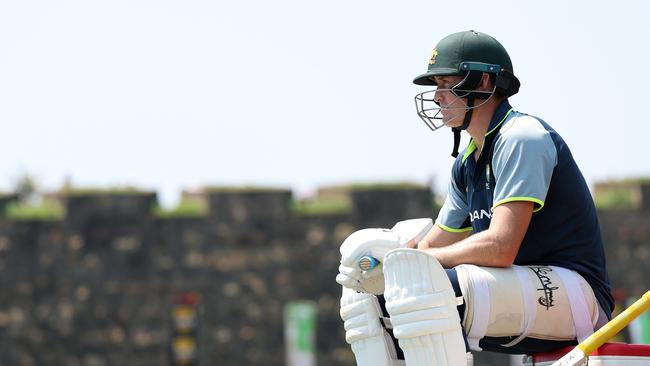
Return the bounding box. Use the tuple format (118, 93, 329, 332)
(413, 30, 520, 157)
(413, 30, 519, 89)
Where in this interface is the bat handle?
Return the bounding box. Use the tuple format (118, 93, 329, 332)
(358, 256, 380, 271)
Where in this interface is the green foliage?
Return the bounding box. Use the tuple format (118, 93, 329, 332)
(153, 200, 207, 218)
(5, 201, 65, 220)
(62, 186, 149, 196)
(203, 186, 290, 193)
(594, 187, 638, 210)
(14, 174, 38, 201)
(291, 198, 352, 216)
(345, 182, 428, 191)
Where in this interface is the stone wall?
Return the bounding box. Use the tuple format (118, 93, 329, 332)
(598, 209, 650, 297)
(0, 186, 648, 365)
(0, 194, 17, 215)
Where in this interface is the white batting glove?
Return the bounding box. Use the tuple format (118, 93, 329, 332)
(335, 218, 434, 295)
(336, 228, 401, 294)
(336, 263, 364, 293)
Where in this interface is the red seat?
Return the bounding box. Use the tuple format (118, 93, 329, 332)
(527, 343, 650, 365)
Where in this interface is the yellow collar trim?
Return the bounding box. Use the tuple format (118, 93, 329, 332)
(461, 108, 514, 163)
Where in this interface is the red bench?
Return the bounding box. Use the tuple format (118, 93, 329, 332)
(523, 343, 650, 365)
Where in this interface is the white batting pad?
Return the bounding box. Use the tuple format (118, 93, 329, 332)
(383, 249, 467, 366)
(456, 264, 598, 350)
(340, 287, 405, 366)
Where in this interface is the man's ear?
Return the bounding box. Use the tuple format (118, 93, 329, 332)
(478, 72, 493, 91)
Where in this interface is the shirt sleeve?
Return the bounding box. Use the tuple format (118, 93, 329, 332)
(436, 165, 472, 232)
(492, 115, 557, 212)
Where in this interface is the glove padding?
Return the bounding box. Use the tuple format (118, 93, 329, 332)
(336, 228, 400, 294)
(336, 218, 433, 295)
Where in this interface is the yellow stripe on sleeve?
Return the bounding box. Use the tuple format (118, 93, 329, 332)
(493, 197, 545, 212)
(436, 222, 473, 233)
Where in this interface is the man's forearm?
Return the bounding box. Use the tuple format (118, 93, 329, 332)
(415, 223, 470, 249)
(423, 202, 532, 268)
(423, 229, 518, 268)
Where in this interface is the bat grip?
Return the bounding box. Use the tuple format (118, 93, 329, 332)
(357, 256, 380, 271)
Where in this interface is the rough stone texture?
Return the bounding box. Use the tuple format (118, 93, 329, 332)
(350, 187, 434, 227)
(641, 183, 650, 211)
(0, 187, 646, 365)
(598, 209, 650, 298)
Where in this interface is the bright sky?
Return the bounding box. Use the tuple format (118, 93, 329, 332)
(1, 0, 648, 207)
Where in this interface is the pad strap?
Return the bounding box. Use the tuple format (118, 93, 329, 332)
(500, 265, 537, 347)
(460, 264, 490, 351)
(553, 267, 594, 342)
(380, 316, 393, 330)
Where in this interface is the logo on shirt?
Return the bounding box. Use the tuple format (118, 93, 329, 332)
(486, 164, 491, 191)
(469, 208, 493, 222)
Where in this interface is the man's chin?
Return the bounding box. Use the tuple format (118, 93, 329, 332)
(443, 119, 461, 128)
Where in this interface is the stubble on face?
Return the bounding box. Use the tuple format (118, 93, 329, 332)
(433, 76, 468, 128)
(440, 94, 467, 128)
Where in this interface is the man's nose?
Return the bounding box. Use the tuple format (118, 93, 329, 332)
(433, 89, 443, 106)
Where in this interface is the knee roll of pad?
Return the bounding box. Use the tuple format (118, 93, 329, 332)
(456, 264, 599, 350)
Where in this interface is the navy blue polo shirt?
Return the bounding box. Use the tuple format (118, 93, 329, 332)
(436, 100, 614, 316)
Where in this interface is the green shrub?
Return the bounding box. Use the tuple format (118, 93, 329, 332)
(346, 182, 427, 191)
(594, 188, 637, 210)
(291, 198, 352, 216)
(153, 200, 207, 218)
(5, 201, 64, 220)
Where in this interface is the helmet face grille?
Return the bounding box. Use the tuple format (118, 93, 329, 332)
(414, 90, 445, 131)
(414, 71, 497, 132)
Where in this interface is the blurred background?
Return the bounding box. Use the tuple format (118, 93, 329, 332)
(1, 0, 649, 365)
